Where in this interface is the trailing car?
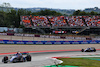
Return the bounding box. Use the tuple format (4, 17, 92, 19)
(81, 47, 96, 52)
(2, 52, 31, 63)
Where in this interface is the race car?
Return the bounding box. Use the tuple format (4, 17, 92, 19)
(2, 52, 31, 63)
(81, 47, 96, 52)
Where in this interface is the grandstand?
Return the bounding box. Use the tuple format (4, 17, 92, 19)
(21, 15, 100, 35)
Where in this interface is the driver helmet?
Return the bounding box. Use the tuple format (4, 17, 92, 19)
(17, 51, 20, 54)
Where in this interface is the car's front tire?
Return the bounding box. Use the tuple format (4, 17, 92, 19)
(81, 49, 84, 52)
(2, 56, 8, 63)
(94, 49, 96, 52)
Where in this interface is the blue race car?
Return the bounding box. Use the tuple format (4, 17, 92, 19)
(2, 52, 31, 63)
(81, 47, 96, 52)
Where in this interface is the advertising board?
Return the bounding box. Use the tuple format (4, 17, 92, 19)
(0, 40, 100, 45)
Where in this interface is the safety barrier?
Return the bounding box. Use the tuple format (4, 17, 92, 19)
(0, 33, 90, 41)
(0, 39, 100, 44)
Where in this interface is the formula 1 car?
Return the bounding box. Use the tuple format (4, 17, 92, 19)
(2, 52, 31, 63)
(81, 47, 96, 52)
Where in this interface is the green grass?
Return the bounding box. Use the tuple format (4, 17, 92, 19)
(58, 58, 100, 67)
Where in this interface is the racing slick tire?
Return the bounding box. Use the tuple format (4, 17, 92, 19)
(81, 49, 84, 52)
(94, 49, 96, 52)
(26, 55, 31, 61)
(2, 56, 8, 63)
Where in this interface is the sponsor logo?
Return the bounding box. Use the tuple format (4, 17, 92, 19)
(7, 42, 14, 44)
(14, 33, 23, 36)
(50, 36, 60, 39)
(63, 42, 70, 44)
(16, 42, 24, 44)
(0, 41, 5, 43)
(75, 37, 82, 39)
(24, 34, 34, 37)
(90, 42, 97, 44)
(40, 35, 44, 38)
(50, 36, 55, 38)
(55, 36, 60, 39)
(0, 33, 7, 35)
(66, 37, 74, 39)
(45, 35, 49, 38)
(26, 42, 33, 44)
(36, 42, 43, 44)
(72, 42, 79, 44)
(54, 42, 61, 44)
(81, 42, 88, 44)
(45, 42, 52, 44)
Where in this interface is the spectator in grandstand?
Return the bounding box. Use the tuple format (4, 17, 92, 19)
(21, 15, 100, 28)
(48, 16, 67, 27)
(66, 16, 86, 27)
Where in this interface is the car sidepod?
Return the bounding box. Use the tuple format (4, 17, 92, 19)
(10, 56, 17, 62)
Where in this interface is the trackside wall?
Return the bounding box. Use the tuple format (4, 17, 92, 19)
(0, 39, 100, 44)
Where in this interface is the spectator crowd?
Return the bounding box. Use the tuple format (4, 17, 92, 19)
(21, 15, 100, 28)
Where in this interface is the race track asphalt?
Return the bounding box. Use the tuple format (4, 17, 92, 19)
(0, 51, 100, 67)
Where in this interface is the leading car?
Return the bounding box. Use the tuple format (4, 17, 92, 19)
(81, 47, 96, 52)
(2, 52, 31, 63)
